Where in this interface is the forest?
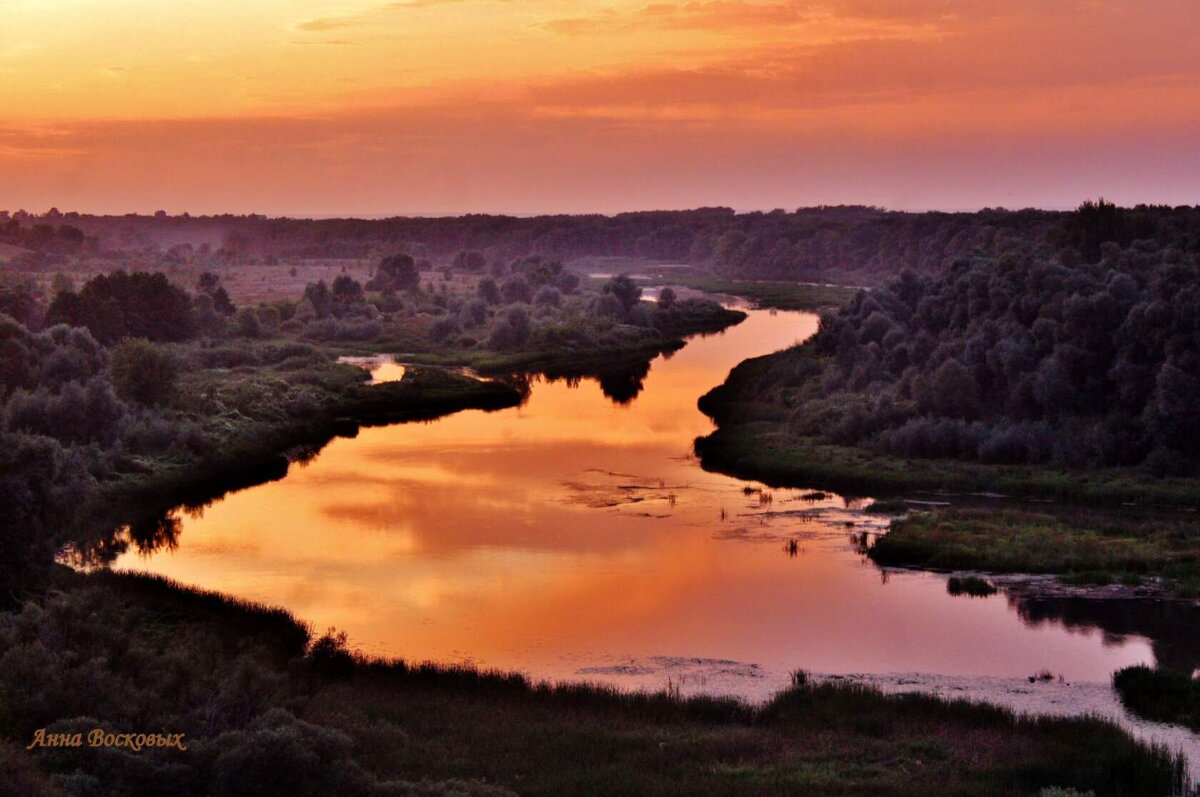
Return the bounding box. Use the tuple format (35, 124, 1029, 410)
(700, 203, 1200, 476)
(8, 203, 1200, 287)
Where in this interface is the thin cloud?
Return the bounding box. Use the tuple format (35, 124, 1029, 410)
(295, 0, 512, 35)
(295, 18, 353, 32)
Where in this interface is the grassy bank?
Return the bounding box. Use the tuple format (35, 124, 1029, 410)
(74, 299, 745, 557)
(72, 359, 525, 562)
(660, 276, 859, 310)
(403, 301, 746, 375)
(693, 421, 1200, 508)
(868, 508, 1200, 595)
(0, 569, 1188, 797)
(1113, 666, 1200, 732)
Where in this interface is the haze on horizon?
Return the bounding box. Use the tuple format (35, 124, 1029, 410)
(2, 0, 1198, 216)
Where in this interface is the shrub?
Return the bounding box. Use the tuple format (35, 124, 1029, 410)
(500, 275, 532, 304)
(603, 274, 642, 311)
(429, 317, 461, 343)
(111, 339, 179, 407)
(236, 308, 262, 338)
(534, 286, 561, 307)
(477, 277, 501, 305)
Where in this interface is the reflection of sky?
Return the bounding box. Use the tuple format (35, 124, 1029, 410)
(116, 309, 1153, 687)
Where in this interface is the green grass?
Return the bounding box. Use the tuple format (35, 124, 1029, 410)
(1, 570, 1189, 797)
(867, 508, 1200, 593)
(660, 276, 859, 310)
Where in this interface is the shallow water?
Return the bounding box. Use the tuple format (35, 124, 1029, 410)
(115, 305, 1199, 771)
(336, 355, 407, 384)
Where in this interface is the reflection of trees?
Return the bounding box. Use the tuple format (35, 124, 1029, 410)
(524, 356, 655, 406)
(1011, 595, 1200, 673)
(69, 510, 183, 567)
(596, 360, 652, 405)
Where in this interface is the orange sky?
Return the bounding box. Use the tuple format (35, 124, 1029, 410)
(2, 0, 1198, 215)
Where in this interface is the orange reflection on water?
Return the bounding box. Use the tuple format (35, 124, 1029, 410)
(116, 308, 1153, 696)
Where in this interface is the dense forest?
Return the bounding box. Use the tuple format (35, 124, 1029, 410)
(700, 203, 1200, 477)
(8, 203, 1200, 286)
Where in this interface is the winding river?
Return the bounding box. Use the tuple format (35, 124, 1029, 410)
(112, 302, 1200, 770)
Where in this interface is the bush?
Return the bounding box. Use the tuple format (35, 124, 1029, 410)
(236, 308, 262, 339)
(603, 274, 642, 311)
(111, 339, 179, 407)
(500, 275, 532, 304)
(477, 277, 501, 305)
(428, 318, 460, 343)
(486, 306, 532, 350)
(533, 286, 561, 307)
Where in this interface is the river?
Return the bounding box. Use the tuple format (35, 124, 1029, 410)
(112, 303, 1200, 771)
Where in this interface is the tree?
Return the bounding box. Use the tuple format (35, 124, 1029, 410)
(453, 250, 487, 272)
(47, 272, 198, 343)
(534, 286, 561, 307)
(477, 277, 501, 305)
(604, 274, 642, 311)
(110, 339, 179, 406)
(657, 286, 677, 309)
(236, 308, 261, 338)
(302, 281, 332, 318)
(369, 253, 419, 293)
(197, 272, 221, 294)
(501, 275, 532, 304)
(556, 271, 581, 295)
(331, 275, 365, 310)
(212, 286, 236, 317)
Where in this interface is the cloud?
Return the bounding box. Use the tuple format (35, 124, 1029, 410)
(531, 0, 1200, 114)
(3, 0, 1199, 214)
(295, 0, 511, 35)
(544, 1, 822, 35)
(295, 18, 353, 32)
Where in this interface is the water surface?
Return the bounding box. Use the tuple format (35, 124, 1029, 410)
(115, 306, 1167, 685)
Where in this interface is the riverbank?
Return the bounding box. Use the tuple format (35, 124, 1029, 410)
(397, 300, 747, 374)
(694, 420, 1200, 509)
(77, 364, 525, 553)
(71, 300, 746, 562)
(1114, 666, 1200, 732)
(1, 568, 1187, 797)
(868, 508, 1200, 598)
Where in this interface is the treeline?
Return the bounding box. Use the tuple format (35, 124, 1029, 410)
(11, 202, 1200, 286)
(703, 205, 1200, 475)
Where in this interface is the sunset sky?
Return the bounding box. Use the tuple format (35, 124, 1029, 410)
(2, 0, 1198, 215)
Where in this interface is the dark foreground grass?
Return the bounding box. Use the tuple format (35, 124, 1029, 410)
(0, 569, 1189, 796)
(1113, 665, 1200, 732)
(693, 422, 1200, 509)
(868, 508, 1200, 595)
